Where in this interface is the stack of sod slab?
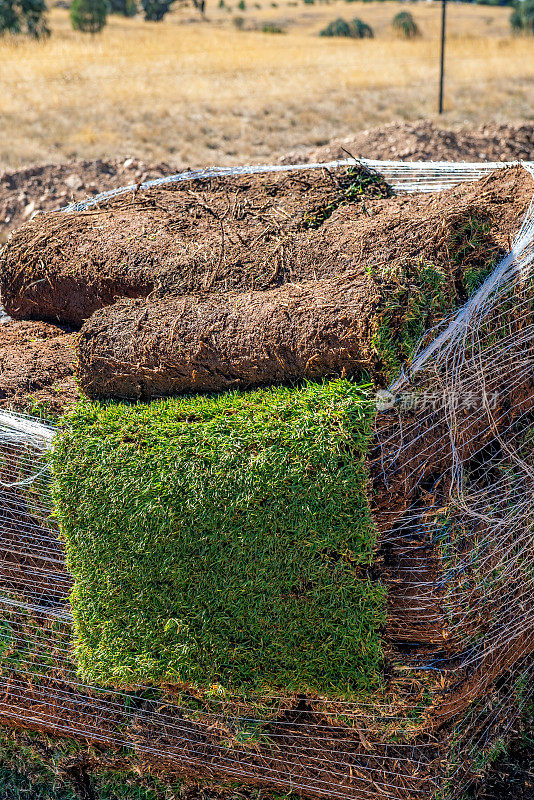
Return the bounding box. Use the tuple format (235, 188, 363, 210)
(0, 163, 531, 800)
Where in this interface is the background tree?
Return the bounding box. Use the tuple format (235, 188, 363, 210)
(510, 0, 534, 31)
(141, 0, 172, 19)
(70, 0, 107, 32)
(392, 10, 420, 39)
(107, 0, 137, 15)
(351, 16, 373, 37)
(141, 0, 204, 21)
(0, 0, 49, 37)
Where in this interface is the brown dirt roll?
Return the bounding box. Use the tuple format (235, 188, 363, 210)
(2, 165, 531, 327)
(77, 273, 380, 399)
(0, 166, 391, 326)
(76, 163, 534, 402)
(319, 165, 534, 276)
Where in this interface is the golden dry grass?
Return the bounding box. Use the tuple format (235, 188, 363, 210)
(1, 2, 533, 169)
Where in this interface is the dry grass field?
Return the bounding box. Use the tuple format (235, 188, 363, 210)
(1, 1, 533, 169)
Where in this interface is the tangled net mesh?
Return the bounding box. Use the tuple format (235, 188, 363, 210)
(0, 159, 532, 800)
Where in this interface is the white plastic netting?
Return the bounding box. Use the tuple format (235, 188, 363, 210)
(60, 158, 534, 214)
(0, 159, 532, 800)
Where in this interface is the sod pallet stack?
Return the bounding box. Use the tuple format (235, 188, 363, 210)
(0, 162, 531, 800)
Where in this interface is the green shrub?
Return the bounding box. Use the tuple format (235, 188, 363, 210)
(51, 381, 386, 698)
(0, 0, 49, 37)
(319, 16, 352, 36)
(0, 1, 19, 32)
(70, 0, 107, 31)
(237, 0, 245, 8)
(392, 10, 419, 38)
(107, 0, 137, 14)
(351, 16, 373, 37)
(141, 0, 173, 20)
(232, 13, 244, 26)
(510, 0, 534, 31)
(319, 16, 373, 37)
(262, 22, 284, 31)
(510, 5, 522, 28)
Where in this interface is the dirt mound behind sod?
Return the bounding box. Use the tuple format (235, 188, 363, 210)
(0, 157, 178, 245)
(281, 119, 534, 165)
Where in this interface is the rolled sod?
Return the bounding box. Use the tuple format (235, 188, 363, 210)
(76, 254, 494, 399)
(76, 274, 379, 399)
(2, 165, 531, 328)
(0, 166, 393, 326)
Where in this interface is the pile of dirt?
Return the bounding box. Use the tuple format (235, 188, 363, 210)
(281, 120, 534, 165)
(0, 319, 78, 414)
(0, 157, 178, 245)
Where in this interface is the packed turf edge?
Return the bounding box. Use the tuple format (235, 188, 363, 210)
(50, 379, 386, 698)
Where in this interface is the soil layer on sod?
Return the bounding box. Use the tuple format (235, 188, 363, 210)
(0, 319, 78, 414)
(1, 166, 531, 328)
(50, 381, 385, 695)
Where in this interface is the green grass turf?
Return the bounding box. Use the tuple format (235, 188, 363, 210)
(50, 379, 386, 698)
